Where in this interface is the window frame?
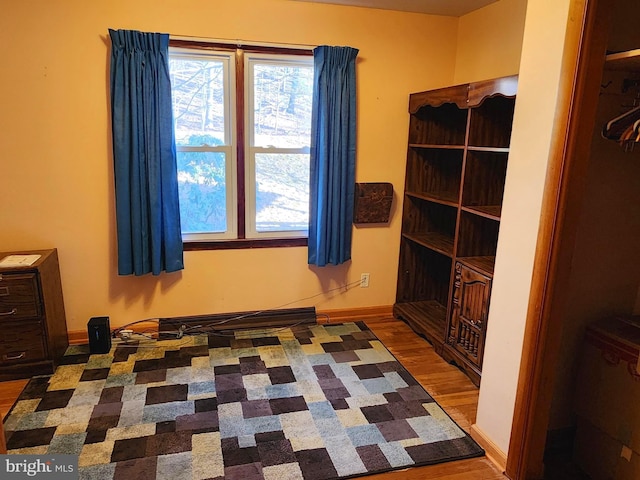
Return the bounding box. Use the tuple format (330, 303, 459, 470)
(169, 39, 313, 251)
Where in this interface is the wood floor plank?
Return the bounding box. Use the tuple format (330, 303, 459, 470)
(362, 317, 505, 479)
(0, 379, 28, 419)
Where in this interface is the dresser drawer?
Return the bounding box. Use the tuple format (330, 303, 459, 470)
(0, 273, 41, 320)
(0, 321, 47, 364)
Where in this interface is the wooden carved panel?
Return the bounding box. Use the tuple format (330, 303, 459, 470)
(354, 183, 393, 224)
(448, 262, 492, 368)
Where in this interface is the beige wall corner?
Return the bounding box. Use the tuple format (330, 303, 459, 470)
(454, 0, 528, 84)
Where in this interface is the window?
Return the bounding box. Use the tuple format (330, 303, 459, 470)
(168, 42, 314, 248)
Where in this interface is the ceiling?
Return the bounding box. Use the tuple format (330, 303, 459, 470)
(291, 0, 499, 17)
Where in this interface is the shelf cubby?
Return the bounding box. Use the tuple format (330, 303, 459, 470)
(457, 210, 500, 259)
(462, 150, 508, 219)
(468, 96, 516, 148)
(395, 240, 451, 345)
(409, 103, 468, 146)
(396, 239, 452, 306)
(401, 196, 457, 257)
(405, 146, 463, 206)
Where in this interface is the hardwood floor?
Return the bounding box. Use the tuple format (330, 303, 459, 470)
(0, 315, 506, 479)
(363, 317, 505, 479)
(0, 379, 27, 419)
(0, 378, 27, 454)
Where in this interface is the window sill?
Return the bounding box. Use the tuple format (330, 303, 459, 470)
(184, 237, 308, 251)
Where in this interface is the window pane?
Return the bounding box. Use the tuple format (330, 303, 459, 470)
(177, 151, 227, 234)
(253, 63, 313, 148)
(170, 57, 226, 147)
(255, 153, 309, 232)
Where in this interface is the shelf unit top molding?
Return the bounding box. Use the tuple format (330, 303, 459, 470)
(409, 75, 518, 114)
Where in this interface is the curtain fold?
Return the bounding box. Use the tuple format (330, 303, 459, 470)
(308, 45, 359, 267)
(109, 29, 183, 276)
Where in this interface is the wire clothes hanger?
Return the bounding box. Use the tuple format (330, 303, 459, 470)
(603, 104, 640, 151)
(602, 75, 640, 151)
(603, 104, 640, 139)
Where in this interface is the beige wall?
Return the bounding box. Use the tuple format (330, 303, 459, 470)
(454, 0, 527, 84)
(0, 0, 458, 332)
(475, 0, 573, 453)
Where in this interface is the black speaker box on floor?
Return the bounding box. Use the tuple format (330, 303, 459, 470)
(88, 316, 112, 354)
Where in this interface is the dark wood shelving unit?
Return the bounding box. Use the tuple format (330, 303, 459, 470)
(394, 75, 517, 385)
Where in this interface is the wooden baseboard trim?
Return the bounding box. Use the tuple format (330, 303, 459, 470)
(68, 330, 89, 345)
(470, 424, 507, 473)
(317, 305, 394, 324)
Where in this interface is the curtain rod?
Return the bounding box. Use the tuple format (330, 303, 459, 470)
(170, 34, 318, 51)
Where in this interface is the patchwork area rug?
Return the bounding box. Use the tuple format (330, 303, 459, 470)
(3, 322, 483, 479)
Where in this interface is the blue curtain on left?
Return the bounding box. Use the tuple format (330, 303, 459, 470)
(109, 29, 184, 276)
(308, 45, 359, 267)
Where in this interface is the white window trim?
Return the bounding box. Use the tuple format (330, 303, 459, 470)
(170, 49, 238, 242)
(244, 52, 313, 239)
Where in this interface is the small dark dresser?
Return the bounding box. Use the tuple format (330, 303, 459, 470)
(0, 249, 68, 380)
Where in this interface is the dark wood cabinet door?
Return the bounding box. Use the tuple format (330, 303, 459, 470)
(448, 262, 492, 369)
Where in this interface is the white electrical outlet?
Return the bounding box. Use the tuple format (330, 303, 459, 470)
(360, 273, 370, 288)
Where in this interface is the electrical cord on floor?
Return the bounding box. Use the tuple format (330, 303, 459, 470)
(112, 318, 160, 339)
(183, 278, 363, 330)
(108, 278, 362, 342)
(110, 336, 194, 348)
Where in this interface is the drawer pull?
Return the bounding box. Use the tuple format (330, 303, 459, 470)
(0, 308, 17, 316)
(3, 352, 26, 361)
(0, 286, 8, 296)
